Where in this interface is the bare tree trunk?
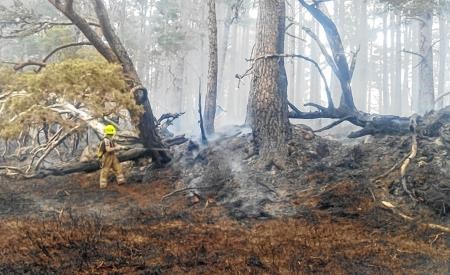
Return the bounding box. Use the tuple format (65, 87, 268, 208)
(310, 21, 320, 105)
(295, 6, 305, 107)
(402, 24, 411, 115)
(418, 11, 435, 114)
(247, 0, 291, 167)
(391, 14, 402, 115)
(382, 13, 389, 114)
(411, 20, 420, 113)
(204, 0, 218, 135)
(217, 2, 233, 96)
(352, 0, 368, 112)
(437, 12, 448, 109)
(287, 0, 296, 102)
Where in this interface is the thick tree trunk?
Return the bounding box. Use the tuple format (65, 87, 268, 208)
(418, 11, 435, 114)
(204, 0, 219, 135)
(247, 0, 291, 166)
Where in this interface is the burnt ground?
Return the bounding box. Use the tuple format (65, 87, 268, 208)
(1, 112, 450, 273)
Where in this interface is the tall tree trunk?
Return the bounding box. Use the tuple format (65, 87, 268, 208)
(402, 24, 411, 115)
(382, 12, 389, 114)
(411, 20, 420, 113)
(391, 14, 402, 115)
(310, 21, 320, 106)
(418, 11, 435, 114)
(204, 0, 219, 135)
(437, 12, 448, 109)
(354, 0, 368, 112)
(217, 2, 233, 96)
(247, 0, 291, 167)
(287, 0, 296, 102)
(295, 6, 305, 107)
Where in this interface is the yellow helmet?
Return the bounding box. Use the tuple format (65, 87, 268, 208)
(104, 125, 116, 136)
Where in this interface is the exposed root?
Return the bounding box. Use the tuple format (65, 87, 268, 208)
(400, 116, 418, 201)
(381, 200, 450, 234)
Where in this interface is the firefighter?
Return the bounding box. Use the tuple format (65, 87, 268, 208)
(98, 125, 127, 188)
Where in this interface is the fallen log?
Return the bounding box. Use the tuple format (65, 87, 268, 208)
(28, 148, 155, 179)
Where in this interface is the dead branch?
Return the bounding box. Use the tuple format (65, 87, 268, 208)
(33, 126, 80, 172)
(313, 115, 353, 133)
(164, 135, 189, 147)
(302, 26, 338, 76)
(286, 32, 306, 41)
(435, 92, 450, 105)
(13, 60, 47, 71)
(349, 46, 360, 80)
(157, 112, 185, 125)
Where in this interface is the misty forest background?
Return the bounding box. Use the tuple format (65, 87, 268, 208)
(1, 0, 449, 135)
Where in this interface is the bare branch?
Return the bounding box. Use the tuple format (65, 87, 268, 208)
(435, 92, 450, 104)
(314, 115, 353, 133)
(247, 53, 335, 109)
(286, 32, 306, 42)
(302, 26, 338, 76)
(349, 46, 361, 80)
(42, 42, 92, 63)
(13, 60, 46, 71)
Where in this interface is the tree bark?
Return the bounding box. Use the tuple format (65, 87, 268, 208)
(217, 2, 233, 96)
(437, 12, 448, 109)
(247, 0, 291, 166)
(382, 13, 389, 114)
(418, 11, 435, 114)
(204, 0, 219, 135)
(352, 0, 368, 112)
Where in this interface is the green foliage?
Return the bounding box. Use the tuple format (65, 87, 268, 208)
(150, 0, 190, 56)
(0, 59, 141, 139)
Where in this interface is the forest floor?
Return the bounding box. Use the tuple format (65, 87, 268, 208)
(1, 117, 450, 274)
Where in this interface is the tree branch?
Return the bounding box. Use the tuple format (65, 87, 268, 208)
(42, 42, 92, 63)
(13, 61, 46, 71)
(248, 53, 335, 109)
(349, 46, 360, 80)
(302, 26, 338, 76)
(47, 0, 118, 63)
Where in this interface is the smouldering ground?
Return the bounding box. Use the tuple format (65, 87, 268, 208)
(0, 170, 449, 274)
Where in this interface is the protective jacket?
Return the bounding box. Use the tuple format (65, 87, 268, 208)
(99, 136, 125, 188)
